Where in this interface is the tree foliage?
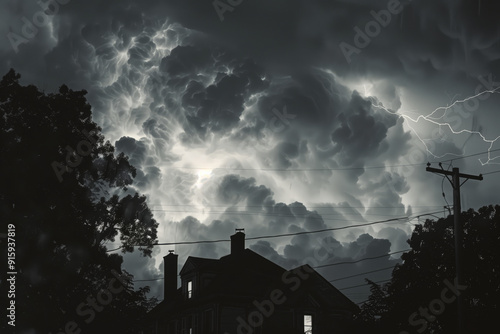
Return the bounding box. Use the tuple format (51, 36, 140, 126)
(358, 205, 500, 333)
(0, 69, 159, 333)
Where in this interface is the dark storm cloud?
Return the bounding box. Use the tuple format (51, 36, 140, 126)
(394, 0, 500, 77)
(425, 137, 464, 158)
(149, 43, 271, 142)
(364, 236, 391, 256)
(272, 142, 300, 169)
(174, 216, 224, 259)
(378, 226, 410, 254)
(156, 0, 500, 79)
(331, 91, 398, 166)
(371, 81, 402, 111)
(124, 245, 164, 297)
(197, 174, 401, 283)
(165, 197, 400, 296)
(249, 240, 298, 268)
(304, 212, 327, 230)
(215, 174, 274, 207)
(136, 166, 162, 190)
(142, 118, 169, 142)
(257, 70, 344, 131)
(208, 174, 385, 243)
(207, 175, 343, 238)
(317, 202, 367, 224)
(115, 136, 151, 167)
(114, 136, 165, 190)
(382, 116, 412, 163)
(248, 230, 400, 299)
(360, 171, 409, 217)
(0, 0, 464, 188)
(2, 0, 498, 92)
(288, 202, 308, 217)
(242, 69, 411, 190)
(183, 74, 250, 136)
(142, 118, 181, 162)
(159, 45, 212, 77)
(179, 65, 268, 140)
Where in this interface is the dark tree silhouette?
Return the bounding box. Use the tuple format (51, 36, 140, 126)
(358, 205, 500, 333)
(356, 279, 389, 328)
(0, 69, 159, 333)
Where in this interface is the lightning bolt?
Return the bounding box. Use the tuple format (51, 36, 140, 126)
(370, 85, 500, 165)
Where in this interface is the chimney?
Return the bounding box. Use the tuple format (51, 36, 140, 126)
(163, 250, 178, 300)
(231, 229, 245, 255)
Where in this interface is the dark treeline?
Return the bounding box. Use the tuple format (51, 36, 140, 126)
(0, 69, 159, 334)
(356, 204, 500, 333)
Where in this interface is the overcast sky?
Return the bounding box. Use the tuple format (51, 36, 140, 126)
(2, 0, 500, 304)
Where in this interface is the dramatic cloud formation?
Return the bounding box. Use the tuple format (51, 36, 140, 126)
(2, 0, 499, 304)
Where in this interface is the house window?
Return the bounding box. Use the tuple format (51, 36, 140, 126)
(304, 314, 313, 334)
(187, 280, 193, 299)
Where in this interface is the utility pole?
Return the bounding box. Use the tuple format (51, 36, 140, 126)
(426, 163, 482, 334)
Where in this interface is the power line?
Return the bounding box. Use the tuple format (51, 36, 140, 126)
(150, 205, 444, 209)
(146, 210, 438, 224)
(149, 210, 415, 218)
(313, 249, 409, 269)
(164, 148, 499, 172)
(173, 164, 418, 172)
(244, 210, 441, 242)
(149, 207, 447, 221)
(438, 148, 500, 163)
(149, 209, 435, 220)
(483, 170, 500, 176)
(245, 219, 410, 242)
(328, 266, 395, 282)
(131, 255, 404, 283)
(150, 206, 443, 221)
(147, 209, 447, 227)
(107, 210, 443, 252)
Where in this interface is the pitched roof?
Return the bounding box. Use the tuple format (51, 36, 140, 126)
(179, 256, 219, 275)
(291, 264, 359, 312)
(149, 248, 358, 317)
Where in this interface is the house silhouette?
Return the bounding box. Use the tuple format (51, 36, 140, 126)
(146, 230, 358, 334)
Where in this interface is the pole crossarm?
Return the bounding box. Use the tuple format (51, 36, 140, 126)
(426, 167, 483, 180)
(425, 164, 482, 334)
